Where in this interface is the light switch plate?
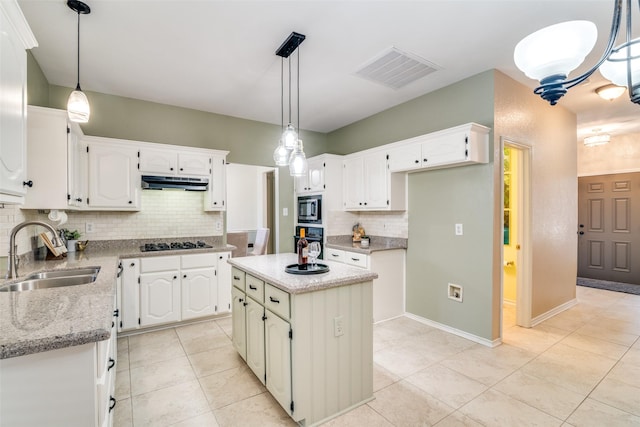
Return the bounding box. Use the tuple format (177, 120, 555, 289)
(455, 223, 463, 235)
(283, 207, 289, 216)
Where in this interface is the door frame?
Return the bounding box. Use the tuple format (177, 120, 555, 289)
(500, 137, 533, 329)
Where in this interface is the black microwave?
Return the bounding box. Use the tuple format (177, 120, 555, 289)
(297, 195, 322, 224)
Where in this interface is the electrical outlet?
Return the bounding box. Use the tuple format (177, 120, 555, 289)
(283, 207, 289, 216)
(448, 283, 463, 302)
(85, 223, 94, 234)
(215, 221, 222, 231)
(455, 223, 463, 236)
(334, 316, 344, 337)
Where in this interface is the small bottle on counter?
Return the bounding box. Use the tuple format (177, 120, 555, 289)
(297, 228, 308, 270)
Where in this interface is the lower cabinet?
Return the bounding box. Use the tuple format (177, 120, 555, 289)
(0, 300, 118, 427)
(231, 286, 247, 358)
(245, 296, 266, 384)
(264, 311, 292, 411)
(140, 270, 181, 326)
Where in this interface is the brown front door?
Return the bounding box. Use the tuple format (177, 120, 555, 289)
(578, 172, 640, 284)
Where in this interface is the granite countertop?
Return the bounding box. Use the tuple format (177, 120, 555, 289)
(325, 235, 408, 255)
(0, 240, 234, 360)
(228, 253, 378, 294)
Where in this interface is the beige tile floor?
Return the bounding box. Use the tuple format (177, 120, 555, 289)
(114, 285, 640, 426)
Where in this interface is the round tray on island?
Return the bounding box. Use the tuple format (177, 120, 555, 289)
(285, 263, 330, 275)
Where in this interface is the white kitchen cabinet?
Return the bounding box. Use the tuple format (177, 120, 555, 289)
(68, 124, 88, 208)
(264, 310, 291, 411)
(232, 286, 247, 362)
(0, 1, 36, 204)
(205, 153, 226, 210)
(216, 251, 232, 314)
(139, 147, 211, 177)
(343, 151, 405, 211)
(139, 255, 181, 327)
(0, 301, 118, 427)
(245, 296, 266, 385)
(118, 258, 140, 332)
(86, 138, 140, 210)
(295, 157, 324, 194)
(181, 252, 218, 320)
(387, 142, 422, 172)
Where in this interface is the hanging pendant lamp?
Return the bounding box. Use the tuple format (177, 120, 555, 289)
(67, 0, 91, 123)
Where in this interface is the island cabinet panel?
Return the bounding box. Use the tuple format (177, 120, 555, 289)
(231, 286, 247, 360)
(245, 296, 266, 385)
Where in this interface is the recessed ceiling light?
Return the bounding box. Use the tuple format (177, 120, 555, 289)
(596, 84, 626, 101)
(584, 134, 610, 146)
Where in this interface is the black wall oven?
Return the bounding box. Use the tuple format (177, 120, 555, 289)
(294, 226, 324, 260)
(297, 195, 322, 224)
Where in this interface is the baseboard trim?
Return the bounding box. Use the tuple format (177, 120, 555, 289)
(404, 312, 500, 348)
(530, 298, 577, 327)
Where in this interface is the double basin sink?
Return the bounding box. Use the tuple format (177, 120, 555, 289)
(0, 267, 101, 292)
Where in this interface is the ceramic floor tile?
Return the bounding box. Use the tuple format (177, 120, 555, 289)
(373, 340, 439, 378)
(559, 332, 630, 360)
(367, 381, 454, 426)
(169, 411, 220, 427)
(590, 377, 640, 417)
(199, 365, 266, 409)
(433, 411, 485, 427)
(216, 316, 233, 338)
(175, 320, 225, 341)
(322, 404, 393, 427)
(540, 306, 596, 333)
(132, 379, 210, 427)
(460, 389, 563, 426)
(115, 370, 131, 400)
(372, 363, 400, 392)
(620, 346, 640, 364)
(178, 330, 232, 355)
(113, 397, 133, 427)
(117, 336, 129, 351)
(128, 329, 186, 369)
(405, 364, 487, 409)
(604, 358, 640, 387)
(566, 398, 640, 426)
(502, 323, 568, 354)
(493, 370, 585, 420)
(130, 355, 197, 396)
(575, 321, 639, 347)
(213, 392, 297, 427)
(128, 328, 180, 348)
(187, 344, 244, 378)
(117, 344, 130, 372)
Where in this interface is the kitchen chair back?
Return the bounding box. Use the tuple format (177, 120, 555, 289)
(248, 228, 270, 256)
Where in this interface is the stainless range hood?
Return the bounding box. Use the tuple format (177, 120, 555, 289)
(141, 175, 209, 191)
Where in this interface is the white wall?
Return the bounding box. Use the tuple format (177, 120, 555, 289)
(578, 132, 640, 176)
(226, 164, 274, 232)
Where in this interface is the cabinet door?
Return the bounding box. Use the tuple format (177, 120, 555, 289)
(140, 271, 180, 326)
(178, 153, 210, 176)
(343, 157, 364, 209)
(0, 9, 27, 201)
(87, 141, 139, 209)
(324, 247, 345, 263)
(387, 143, 422, 172)
(208, 154, 226, 210)
(216, 252, 232, 314)
(139, 147, 177, 175)
(421, 131, 467, 167)
(231, 286, 247, 360)
(307, 159, 325, 192)
(67, 126, 88, 208)
(364, 152, 388, 209)
(294, 173, 309, 194)
(120, 258, 140, 331)
(246, 297, 266, 385)
(265, 311, 292, 414)
(181, 267, 216, 320)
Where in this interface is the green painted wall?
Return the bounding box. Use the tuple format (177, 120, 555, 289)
(327, 71, 496, 340)
(26, 51, 49, 107)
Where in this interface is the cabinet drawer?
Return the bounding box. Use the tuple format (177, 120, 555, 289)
(325, 248, 345, 263)
(232, 267, 246, 291)
(181, 253, 217, 269)
(246, 274, 264, 302)
(345, 251, 368, 268)
(264, 284, 290, 320)
(140, 256, 180, 272)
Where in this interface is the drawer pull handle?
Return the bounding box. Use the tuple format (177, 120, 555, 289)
(249, 285, 257, 290)
(109, 397, 117, 412)
(108, 357, 116, 371)
(351, 258, 360, 261)
(233, 275, 241, 280)
(269, 296, 280, 304)
(117, 263, 123, 278)
(331, 254, 339, 257)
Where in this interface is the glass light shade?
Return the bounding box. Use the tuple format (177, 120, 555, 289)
(67, 89, 90, 123)
(599, 41, 640, 87)
(273, 141, 289, 166)
(288, 140, 307, 177)
(282, 123, 298, 149)
(514, 21, 597, 81)
(595, 84, 626, 100)
(584, 134, 610, 146)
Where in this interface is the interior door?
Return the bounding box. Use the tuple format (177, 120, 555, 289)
(578, 172, 640, 284)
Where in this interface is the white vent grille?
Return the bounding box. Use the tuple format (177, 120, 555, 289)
(355, 47, 440, 89)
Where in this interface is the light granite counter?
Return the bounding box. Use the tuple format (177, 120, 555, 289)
(325, 235, 407, 255)
(227, 253, 378, 294)
(0, 242, 234, 359)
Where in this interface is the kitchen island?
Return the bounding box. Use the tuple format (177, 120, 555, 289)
(228, 253, 378, 427)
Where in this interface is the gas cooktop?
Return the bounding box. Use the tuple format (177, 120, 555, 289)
(140, 241, 213, 252)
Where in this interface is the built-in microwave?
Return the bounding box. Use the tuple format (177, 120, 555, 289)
(297, 195, 322, 224)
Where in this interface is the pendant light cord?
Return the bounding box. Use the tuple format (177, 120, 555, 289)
(288, 57, 292, 125)
(297, 48, 300, 137)
(281, 57, 284, 131)
(76, 10, 81, 90)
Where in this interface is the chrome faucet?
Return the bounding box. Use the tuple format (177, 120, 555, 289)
(7, 221, 61, 279)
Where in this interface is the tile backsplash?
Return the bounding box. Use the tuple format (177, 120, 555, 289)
(326, 209, 408, 238)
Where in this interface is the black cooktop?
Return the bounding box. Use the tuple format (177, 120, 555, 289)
(140, 241, 213, 252)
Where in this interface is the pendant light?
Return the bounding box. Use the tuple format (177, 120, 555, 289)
(67, 0, 91, 123)
(514, 0, 640, 106)
(273, 32, 308, 176)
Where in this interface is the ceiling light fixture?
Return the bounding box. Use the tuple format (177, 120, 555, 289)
(584, 134, 611, 146)
(514, 0, 640, 106)
(596, 83, 626, 100)
(272, 32, 307, 177)
(66, 0, 91, 123)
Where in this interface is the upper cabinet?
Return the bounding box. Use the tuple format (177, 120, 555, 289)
(387, 123, 490, 173)
(343, 151, 405, 211)
(0, 1, 37, 204)
(295, 157, 325, 194)
(205, 154, 226, 211)
(86, 137, 140, 210)
(139, 147, 211, 177)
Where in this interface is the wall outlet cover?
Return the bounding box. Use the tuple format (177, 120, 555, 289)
(448, 283, 463, 302)
(455, 223, 463, 235)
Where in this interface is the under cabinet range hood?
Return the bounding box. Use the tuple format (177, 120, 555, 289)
(141, 175, 209, 191)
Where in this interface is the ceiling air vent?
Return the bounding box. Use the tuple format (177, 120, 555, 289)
(355, 47, 440, 90)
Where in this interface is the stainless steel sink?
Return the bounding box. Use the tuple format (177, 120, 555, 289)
(25, 267, 101, 280)
(0, 267, 101, 292)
